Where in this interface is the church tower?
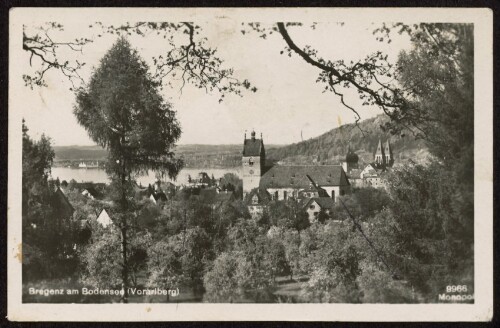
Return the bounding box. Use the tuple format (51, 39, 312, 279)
(242, 130, 265, 195)
(384, 140, 394, 167)
(342, 144, 359, 173)
(374, 139, 384, 166)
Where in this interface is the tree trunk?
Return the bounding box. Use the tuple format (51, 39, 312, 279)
(119, 151, 129, 303)
(121, 226, 129, 303)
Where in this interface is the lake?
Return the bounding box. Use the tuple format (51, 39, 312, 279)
(51, 167, 241, 186)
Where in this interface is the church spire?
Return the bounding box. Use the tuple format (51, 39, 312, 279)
(384, 139, 393, 166)
(374, 139, 384, 165)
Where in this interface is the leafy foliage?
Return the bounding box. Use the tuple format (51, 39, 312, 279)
(23, 21, 255, 100)
(22, 22, 91, 88)
(74, 38, 183, 183)
(22, 121, 82, 281)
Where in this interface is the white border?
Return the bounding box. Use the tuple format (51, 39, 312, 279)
(8, 7, 493, 322)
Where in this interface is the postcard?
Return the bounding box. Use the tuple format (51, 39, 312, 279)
(7, 7, 493, 321)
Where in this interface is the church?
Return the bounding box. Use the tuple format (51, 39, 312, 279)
(342, 138, 395, 189)
(242, 130, 351, 202)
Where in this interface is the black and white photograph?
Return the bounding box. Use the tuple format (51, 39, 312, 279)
(7, 7, 493, 321)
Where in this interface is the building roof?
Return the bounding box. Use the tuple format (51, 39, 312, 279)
(345, 145, 359, 163)
(314, 197, 336, 210)
(303, 197, 336, 211)
(347, 168, 362, 179)
(299, 175, 330, 197)
(75, 182, 106, 190)
(151, 191, 168, 202)
(245, 188, 271, 205)
(242, 138, 264, 157)
(375, 139, 384, 156)
(82, 187, 103, 199)
(199, 188, 234, 204)
(260, 165, 350, 189)
(384, 140, 393, 156)
(51, 187, 75, 218)
(97, 209, 112, 228)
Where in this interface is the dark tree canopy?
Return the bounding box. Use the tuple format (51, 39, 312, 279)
(22, 120, 55, 211)
(73, 37, 185, 302)
(74, 37, 183, 182)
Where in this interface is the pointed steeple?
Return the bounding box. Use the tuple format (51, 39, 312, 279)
(374, 139, 385, 165)
(376, 139, 383, 153)
(384, 140, 391, 156)
(384, 140, 393, 166)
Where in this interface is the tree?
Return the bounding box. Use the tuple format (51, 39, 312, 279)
(219, 173, 243, 198)
(73, 38, 183, 302)
(22, 23, 92, 88)
(357, 260, 415, 303)
(382, 162, 474, 298)
(23, 21, 256, 101)
(245, 22, 474, 302)
(147, 239, 184, 302)
(226, 219, 274, 290)
(22, 119, 55, 213)
(203, 251, 248, 302)
(243, 23, 472, 146)
(267, 199, 310, 232)
(301, 221, 363, 303)
(22, 121, 81, 281)
(282, 228, 302, 280)
(265, 238, 291, 282)
(80, 228, 123, 289)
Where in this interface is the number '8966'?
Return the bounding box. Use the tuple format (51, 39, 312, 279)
(446, 285, 467, 293)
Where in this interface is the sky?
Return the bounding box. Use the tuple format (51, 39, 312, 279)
(19, 18, 412, 146)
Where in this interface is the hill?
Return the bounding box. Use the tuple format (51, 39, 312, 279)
(266, 114, 430, 166)
(54, 144, 281, 168)
(53, 115, 430, 168)
(53, 145, 108, 161)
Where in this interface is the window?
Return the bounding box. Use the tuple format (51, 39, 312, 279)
(249, 157, 254, 166)
(274, 191, 278, 200)
(309, 204, 315, 210)
(283, 191, 287, 200)
(331, 190, 335, 200)
(252, 195, 259, 205)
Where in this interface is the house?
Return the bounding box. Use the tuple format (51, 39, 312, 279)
(199, 188, 235, 209)
(149, 191, 168, 205)
(346, 168, 363, 187)
(360, 164, 389, 189)
(245, 188, 271, 219)
(298, 175, 330, 199)
(341, 140, 395, 188)
(74, 182, 106, 199)
(50, 187, 75, 224)
(302, 197, 336, 223)
(153, 180, 176, 195)
(81, 187, 102, 200)
(187, 172, 215, 188)
(259, 165, 350, 202)
(96, 209, 112, 228)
